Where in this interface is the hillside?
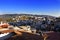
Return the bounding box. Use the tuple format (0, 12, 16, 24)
(0, 14, 56, 18)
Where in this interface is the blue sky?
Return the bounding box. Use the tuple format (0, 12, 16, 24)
(0, 0, 60, 17)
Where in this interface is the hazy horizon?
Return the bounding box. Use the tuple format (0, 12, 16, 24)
(0, 0, 60, 17)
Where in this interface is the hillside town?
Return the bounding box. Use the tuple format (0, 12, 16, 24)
(0, 14, 60, 40)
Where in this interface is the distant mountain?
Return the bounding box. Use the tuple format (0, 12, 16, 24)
(0, 14, 56, 19)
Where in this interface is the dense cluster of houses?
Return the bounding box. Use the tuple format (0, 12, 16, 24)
(0, 15, 60, 32)
(0, 15, 60, 40)
(7, 15, 60, 32)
